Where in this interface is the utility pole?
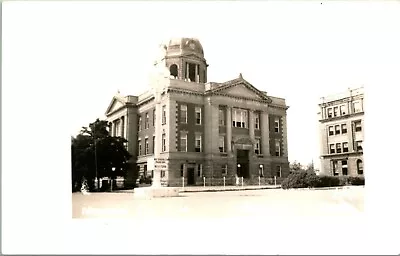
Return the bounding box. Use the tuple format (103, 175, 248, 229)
(94, 130, 99, 191)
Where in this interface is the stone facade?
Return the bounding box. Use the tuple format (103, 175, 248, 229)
(105, 37, 290, 187)
(318, 87, 364, 177)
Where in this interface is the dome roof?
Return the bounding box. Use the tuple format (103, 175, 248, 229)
(165, 37, 204, 56)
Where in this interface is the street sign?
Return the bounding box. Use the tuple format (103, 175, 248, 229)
(154, 158, 167, 170)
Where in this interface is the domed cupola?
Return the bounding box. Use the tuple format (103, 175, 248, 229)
(161, 37, 208, 83)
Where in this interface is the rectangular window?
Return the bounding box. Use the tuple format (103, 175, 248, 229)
(333, 107, 338, 117)
(341, 124, 347, 134)
(197, 164, 202, 177)
(259, 164, 264, 177)
(327, 108, 333, 118)
(161, 170, 165, 178)
(336, 143, 342, 153)
(255, 113, 260, 129)
(335, 125, 340, 135)
(162, 105, 166, 124)
(153, 108, 156, 127)
(355, 121, 362, 132)
(356, 141, 363, 151)
(340, 105, 347, 115)
(330, 144, 335, 154)
(274, 117, 280, 133)
(219, 109, 225, 126)
(195, 134, 202, 152)
(195, 107, 202, 125)
(276, 166, 282, 178)
(152, 136, 155, 153)
(275, 139, 281, 156)
(343, 142, 349, 153)
(219, 136, 225, 153)
(232, 108, 248, 128)
(221, 164, 228, 176)
(342, 160, 348, 175)
(145, 138, 149, 155)
(180, 104, 187, 123)
(138, 139, 142, 155)
(254, 138, 261, 154)
(162, 133, 166, 152)
(328, 126, 334, 136)
(138, 116, 142, 132)
(353, 101, 362, 113)
(180, 133, 187, 152)
(145, 113, 149, 129)
(180, 164, 184, 177)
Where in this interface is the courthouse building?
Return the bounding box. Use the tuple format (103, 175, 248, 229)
(318, 87, 364, 176)
(104, 37, 290, 187)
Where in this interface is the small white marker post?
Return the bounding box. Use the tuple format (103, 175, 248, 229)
(241, 177, 244, 188)
(223, 176, 226, 189)
(274, 176, 277, 186)
(259, 176, 261, 187)
(203, 177, 206, 187)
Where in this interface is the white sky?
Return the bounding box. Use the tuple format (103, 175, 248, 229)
(3, 1, 400, 168)
(3, 1, 400, 254)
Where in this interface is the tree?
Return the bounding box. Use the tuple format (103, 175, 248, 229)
(289, 161, 303, 172)
(71, 119, 132, 192)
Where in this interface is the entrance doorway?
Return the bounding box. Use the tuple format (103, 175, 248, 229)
(187, 167, 195, 185)
(237, 149, 249, 178)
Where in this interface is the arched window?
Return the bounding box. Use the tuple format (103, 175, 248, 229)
(357, 159, 363, 175)
(170, 64, 178, 78)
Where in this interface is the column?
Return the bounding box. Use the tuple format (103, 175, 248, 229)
(249, 110, 255, 140)
(195, 64, 199, 83)
(226, 107, 232, 153)
(113, 120, 117, 137)
(123, 115, 128, 139)
(260, 110, 270, 156)
(120, 116, 125, 138)
(186, 63, 189, 81)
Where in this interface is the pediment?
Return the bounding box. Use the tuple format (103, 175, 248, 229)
(105, 97, 125, 115)
(224, 83, 263, 99)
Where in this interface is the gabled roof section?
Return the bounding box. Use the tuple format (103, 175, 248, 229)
(105, 92, 138, 116)
(207, 74, 272, 103)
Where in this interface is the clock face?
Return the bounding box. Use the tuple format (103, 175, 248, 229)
(189, 42, 196, 50)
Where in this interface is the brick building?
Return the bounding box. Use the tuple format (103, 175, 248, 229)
(105, 37, 290, 187)
(318, 87, 364, 176)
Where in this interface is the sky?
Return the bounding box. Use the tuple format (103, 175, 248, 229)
(3, 1, 400, 168)
(3, 1, 400, 254)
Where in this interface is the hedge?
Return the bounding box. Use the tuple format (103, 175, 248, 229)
(282, 170, 365, 189)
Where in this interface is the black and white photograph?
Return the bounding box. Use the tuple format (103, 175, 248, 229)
(2, 1, 400, 255)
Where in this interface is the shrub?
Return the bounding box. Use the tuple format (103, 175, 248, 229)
(315, 175, 341, 187)
(281, 170, 319, 189)
(348, 176, 365, 185)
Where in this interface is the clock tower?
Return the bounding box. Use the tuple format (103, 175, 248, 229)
(159, 37, 208, 83)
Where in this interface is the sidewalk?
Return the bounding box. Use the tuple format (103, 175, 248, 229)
(115, 185, 281, 193)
